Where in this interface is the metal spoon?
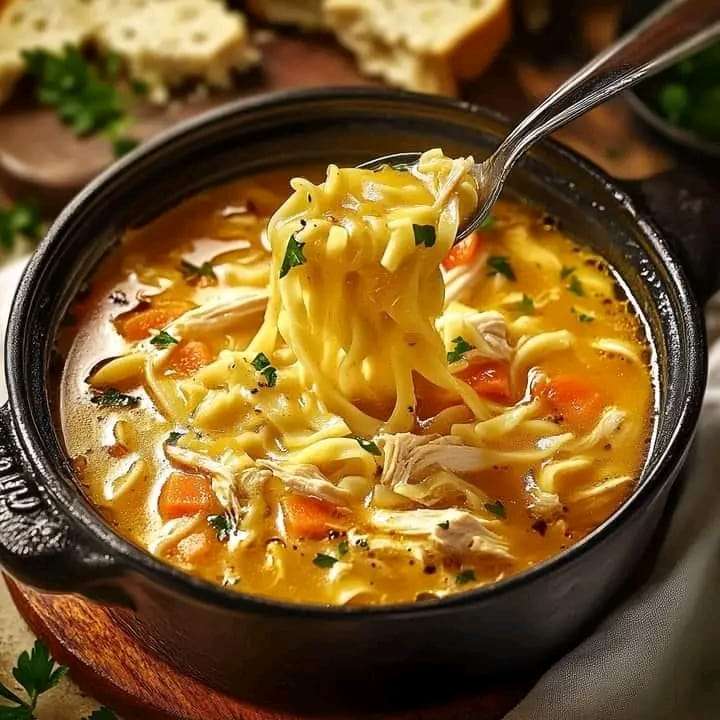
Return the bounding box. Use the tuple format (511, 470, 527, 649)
(359, 0, 720, 241)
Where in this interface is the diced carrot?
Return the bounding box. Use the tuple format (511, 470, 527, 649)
(458, 360, 512, 403)
(168, 340, 213, 376)
(177, 532, 212, 562)
(158, 472, 218, 521)
(282, 494, 350, 540)
(107, 443, 128, 459)
(442, 232, 483, 271)
(533, 374, 604, 428)
(116, 301, 190, 341)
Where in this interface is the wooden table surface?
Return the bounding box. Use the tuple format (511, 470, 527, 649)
(0, 3, 715, 718)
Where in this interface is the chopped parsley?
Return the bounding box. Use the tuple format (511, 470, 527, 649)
(487, 255, 516, 281)
(514, 294, 535, 315)
(150, 330, 178, 348)
(279, 233, 306, 278)
(447, 335, 475, 363)
(0, 200, 43, 251)
(456, 569, 476, 585)
(567, 275, 584, 296)
(479, 213, 495, 229)
(355, 538, 369, 549)
(437, 520, 450, 530)
(208, 514, 233, 542)
(313, 553, 338, 569)
(347, 434, 381, 456)
(574, 308, 594, 323)
(112, 135, 139, 158)
(22, 46, 139, 157)
(90, 388, 140, 408)
(180, 259, 216, 282)
(338, 540, 349, 557)
(166, 431, 184, 445)
(412, 224, 436, 248)
(251, 352, 278, 388)
(560, 265, 575, 279)
(484, 499, 506, 519)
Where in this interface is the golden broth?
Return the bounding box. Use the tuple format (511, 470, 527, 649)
(58, 165, 653, 605)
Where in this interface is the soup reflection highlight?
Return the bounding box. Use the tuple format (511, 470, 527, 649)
(59, 151, 653, 605)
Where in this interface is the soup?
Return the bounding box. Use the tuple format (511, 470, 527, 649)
(59, 151, 653, 605)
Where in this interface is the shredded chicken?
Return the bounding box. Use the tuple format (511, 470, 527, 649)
(257, 459, 352, 505)
(568, 407, 626, 452)
(370, 508, 511, 560)
(168, 293, 268, 337)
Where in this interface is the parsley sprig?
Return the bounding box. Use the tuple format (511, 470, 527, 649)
(90, 387, 140, 408)
(22, 46, 139, 158)
(0, 202, 43, 252)
(150, 330, 178, 348)
(180, 259, 216, 284)
(0, 640, 116, 719)
(412, 224, 436, 248)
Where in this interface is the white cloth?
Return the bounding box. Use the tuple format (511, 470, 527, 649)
(508, 297, 720, 720)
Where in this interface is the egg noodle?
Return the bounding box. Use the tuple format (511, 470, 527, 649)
(70, 150, 652, 604)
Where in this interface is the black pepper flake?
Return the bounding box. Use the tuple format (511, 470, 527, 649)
(531, 519, 548, 536)
(604, 443, 612, 450)
(250, 388, 259, 394)
(424, 564, 437, 575)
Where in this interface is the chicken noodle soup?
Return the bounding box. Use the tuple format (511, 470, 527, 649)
(59, 150, 653, 605)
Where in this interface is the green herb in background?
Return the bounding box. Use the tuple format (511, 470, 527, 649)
(0, 202, 43, 252)
(0, 639, 118, 719)
(640, 42, 720, 142)
(22, 45, 141, 158)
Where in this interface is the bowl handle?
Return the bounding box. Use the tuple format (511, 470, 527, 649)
(623, 166, 720, 306)
(0, 405, 133, 607)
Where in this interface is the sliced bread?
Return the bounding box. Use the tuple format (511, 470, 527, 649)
(325, 0, 512, 95)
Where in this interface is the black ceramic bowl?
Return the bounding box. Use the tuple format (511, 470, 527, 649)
(0, 89, 718, 711)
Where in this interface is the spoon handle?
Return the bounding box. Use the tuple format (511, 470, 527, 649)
(491, 0, 720, 174)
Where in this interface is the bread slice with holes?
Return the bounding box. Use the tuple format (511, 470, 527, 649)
(325, 0, 512, 95)
(0, 0, 96, 104)
(94, 0, 260, 103)
(245, 0, 327, 30)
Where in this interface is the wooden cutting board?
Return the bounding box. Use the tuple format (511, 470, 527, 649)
(6, 577, 533, 720)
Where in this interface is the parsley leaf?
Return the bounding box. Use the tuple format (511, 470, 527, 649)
(412, 224, 436, 248)
(180, 259, 216, 283)
(447, 335, 475, 363)
(4, 640, 68, 712)
(456, 569, 476, 585)
(347, 434, 381, 456)
(487, 255, 516, 281)
(90, 388, 140, 408)
(279, 234, 306, 278)
(0, 202, 43, 251)
(338, 540, 349, 557)
(484, 499, 506, 519)
(437, 520, 450, 530)
(479, 213, 495, 229)
(560, 265, 575, 279)
(568, 275, 585, 296)
(166, 431, 184, 445)
(574, 309, 594, 323)
(150, 330, 178, 348)
(251, 352, 278, 388)
(514, 294, 535, 315)
(84, 709, 118, 720)
(208, 514, 233, 542)
(313, 553, 338, 569)
(112, 135, 139, 158)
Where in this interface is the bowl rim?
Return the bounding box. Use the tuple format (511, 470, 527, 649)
(6, 86, 706, 618)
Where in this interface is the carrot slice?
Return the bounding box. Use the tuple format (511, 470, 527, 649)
(442, 232, 483, 270)
(534, 374, 604, 428)
(117, 301, 189, 341)
(282, 495, 350, 540)
(158, 472, 217, 521)
(458, 360, 512, 403)
(169, 340, 213, 376)
(177, 532, 212, 562)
